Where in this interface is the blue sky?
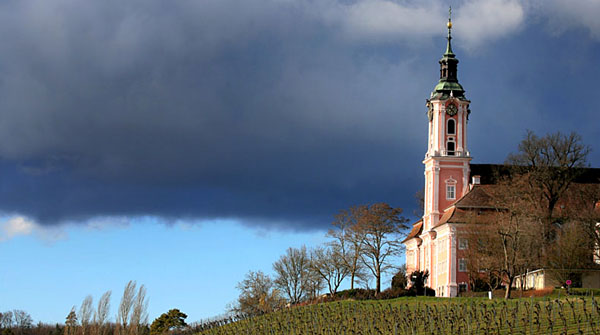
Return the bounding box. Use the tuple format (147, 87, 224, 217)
(0, 218, 329, 323)
(1, 0, 600, 324)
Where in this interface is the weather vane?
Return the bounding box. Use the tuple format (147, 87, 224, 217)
(448, 6, 452, 29)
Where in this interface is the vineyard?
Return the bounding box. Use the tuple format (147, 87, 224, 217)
(198, 295, 600, 335)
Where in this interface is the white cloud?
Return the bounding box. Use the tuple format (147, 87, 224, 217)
(0, 216, 35, 241)
(534, 0, 600, 39)
(454, 0, 525, 48)
(0, 215, 137, 243)
(0, 215, 67, 243)
(334, 0, 445, 42)
(320, 0, 525, 47)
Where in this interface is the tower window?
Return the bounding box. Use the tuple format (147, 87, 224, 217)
(446, 184, 456, 200)
(447, 119, 456, 135)
(446, 141, 455, 155)
(446, 178, 457, 200)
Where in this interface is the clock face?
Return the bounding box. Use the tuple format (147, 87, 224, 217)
(446, 104, 458, 116)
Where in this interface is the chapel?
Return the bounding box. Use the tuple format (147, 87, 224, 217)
(402, 13, 600, 297)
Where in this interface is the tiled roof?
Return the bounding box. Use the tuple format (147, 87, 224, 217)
(401, 220, 422, 243)
(434, 206, 500, 229)
(437, 206, 455, 226)
(432, 185, 502, 229)
(453, 184, 497, 209)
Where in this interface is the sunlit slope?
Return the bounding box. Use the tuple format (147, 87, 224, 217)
(199, 296, 600, 335)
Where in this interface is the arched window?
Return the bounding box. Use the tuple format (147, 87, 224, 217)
(447, 119, 456, 135)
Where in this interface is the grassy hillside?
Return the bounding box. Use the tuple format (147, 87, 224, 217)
(199, 295, 600, 335)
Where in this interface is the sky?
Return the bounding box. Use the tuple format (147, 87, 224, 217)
(1, 0, 600, 325)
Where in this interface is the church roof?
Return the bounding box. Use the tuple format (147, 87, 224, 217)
(401, 219, 422, 243)
(436, 207, 501, 228)
(453, 184, 497, 208)
(432, 185, 500, 229)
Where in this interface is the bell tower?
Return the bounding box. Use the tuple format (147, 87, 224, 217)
(404, 9, 475, 298)
(422, 9, 471, 232)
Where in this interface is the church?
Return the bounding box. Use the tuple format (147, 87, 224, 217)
(402, 15, 600, 297)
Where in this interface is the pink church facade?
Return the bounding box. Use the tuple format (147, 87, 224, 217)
(402, 16, 474, 297)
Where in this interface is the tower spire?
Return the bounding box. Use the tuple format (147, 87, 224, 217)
(432, 6, 464, 99)
(445, 7, 454, 56)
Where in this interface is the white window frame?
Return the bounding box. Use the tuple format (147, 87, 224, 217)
(447, 118, 456, 135)
(446, 184, 456, 200)
(459, 258, 467, 272)
(458, 238, 468, 250)
(446, 178, 457, 200)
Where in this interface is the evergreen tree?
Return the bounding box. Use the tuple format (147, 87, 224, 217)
(149, 309, 187, 335)
(65, 308, 77, 335)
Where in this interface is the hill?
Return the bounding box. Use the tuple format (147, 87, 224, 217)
(199, 292, 600, 335)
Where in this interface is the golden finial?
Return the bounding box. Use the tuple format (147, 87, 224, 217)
(447, 6, 452, 29)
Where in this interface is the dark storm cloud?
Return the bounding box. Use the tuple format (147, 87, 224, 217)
(0, 0, 597, 229)
(0, 0, 435, 228)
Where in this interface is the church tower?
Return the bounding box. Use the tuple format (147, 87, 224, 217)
(422, 11, 471, 232)
(403, 10, 473, 297)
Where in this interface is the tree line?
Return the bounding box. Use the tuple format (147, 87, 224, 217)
(230, 202, 410, 316)
(0, 281, 196, 335)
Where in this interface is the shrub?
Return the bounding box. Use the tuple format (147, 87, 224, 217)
(377, 288, 415, 300)
(391, 268, 408, 290)
(407, 284, 435, 297)
(334, 289, 376, 300)
(567, 288, 600, 296)
(408, 270, 430, 295)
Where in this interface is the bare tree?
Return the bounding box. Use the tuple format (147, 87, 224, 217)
(466, 176, 539, 299)
(507, 130, 590, 223)
(232, 270, 284, 316)
(309, 245, 350, 295)
(94, 291, 111, 335)
(117, 281, 137, 333)
(129, 285, 148, 335)
(545, 221, 596, 286)
(1, 311, 14, 328)
(328, 205, 367, 290)
(12, 310, 33, 335)
(357, 203, 408, 294)
(414, 188, 425, 216)
(560, 183, 600, 265)
(463, 229, 502, 293)
(79, 295, 93, 335)
(304, 263, 324, 301)
(273, 246, 311, 305)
